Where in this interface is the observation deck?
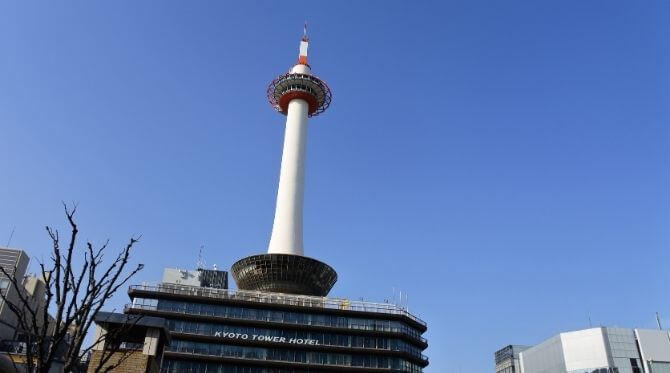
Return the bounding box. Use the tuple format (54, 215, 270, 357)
(267, 71, 332, 117)
(231, 254, 337, 297)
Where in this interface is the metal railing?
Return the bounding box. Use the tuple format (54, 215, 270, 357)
(161, 327, 428, 362)
(119, 342, 144, 351)
(161, 343, 425, 373)
(129, 284, 427, 327)
(125, 303, 427, 345)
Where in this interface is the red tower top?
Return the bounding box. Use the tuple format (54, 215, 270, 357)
(267, 27, 332, 117)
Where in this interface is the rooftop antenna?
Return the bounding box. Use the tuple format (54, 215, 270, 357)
(588, 312, 593, 328)
(6, 227, 15, 247)
(197, 245, 205, 270)
(656, 312, 664, 330)
(297, 22, 309, 65)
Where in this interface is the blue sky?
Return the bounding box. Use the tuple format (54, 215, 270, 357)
(1, 1, 668, 371)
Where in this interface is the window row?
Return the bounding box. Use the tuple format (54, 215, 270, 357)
(163, 360, 421, 373)
(131, 298, 425, 343)
(166, 319, 425, 359)
(165, 340, 423, 373)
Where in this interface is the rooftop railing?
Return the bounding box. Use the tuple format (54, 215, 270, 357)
(125, 303, 427, 345)
(128, 284, 427, 328)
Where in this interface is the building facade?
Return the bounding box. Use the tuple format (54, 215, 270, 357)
(125, 278, 428, 372)
(162, 268, 229, 290)
(495, 345, 529, 373)
(501, 327, 670, 373)
(0, 247, 30, 341)
(88, 312, 171, 373)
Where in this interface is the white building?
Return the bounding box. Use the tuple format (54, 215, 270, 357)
(0, 247, 29, 341)
(514, 327, 670, 373)
(160, 267, 228, 289)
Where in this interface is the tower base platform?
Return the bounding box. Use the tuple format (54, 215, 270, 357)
(231, 254, 337, 297)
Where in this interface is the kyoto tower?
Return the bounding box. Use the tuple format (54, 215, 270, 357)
(231, 27, 337, 296)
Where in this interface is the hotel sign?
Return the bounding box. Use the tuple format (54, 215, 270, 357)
(214, 331, 320, 346)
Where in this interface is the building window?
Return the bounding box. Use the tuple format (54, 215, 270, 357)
(631, 358, 641, 373)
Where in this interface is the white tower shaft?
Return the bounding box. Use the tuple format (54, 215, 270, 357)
(268, 94, 310, 256)
(231, 27, 336, 297)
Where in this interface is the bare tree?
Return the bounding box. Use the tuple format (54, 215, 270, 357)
(0, 203, 144, 372)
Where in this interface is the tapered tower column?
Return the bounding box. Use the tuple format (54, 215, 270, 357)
(268, 97, 309, 255)
(232, 28, 336, 296)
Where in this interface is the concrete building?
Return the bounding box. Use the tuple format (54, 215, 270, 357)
(126, 271, 428, 372)
(0, 248, 62, 371)
(17, 273, 53, 338)
(0, 247, 30, 341)
(501, 327, 670, 373)
(0, 248, 53, 342)
(495, 345, 530, 373)
(635, 329, 670, 373)
(88, 312, 171, 373)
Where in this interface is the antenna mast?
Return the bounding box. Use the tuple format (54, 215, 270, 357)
(197, 245, 205, 270)
(6, 227, 15, 247)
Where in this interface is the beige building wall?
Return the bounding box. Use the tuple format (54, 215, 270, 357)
(0, 247, 29, 341)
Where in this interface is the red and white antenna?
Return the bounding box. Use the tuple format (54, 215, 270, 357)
(267, 24, 331, 117)
(298, 22, 308, 65)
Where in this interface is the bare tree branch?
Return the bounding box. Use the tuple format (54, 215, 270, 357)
(0, 204, 143, 373)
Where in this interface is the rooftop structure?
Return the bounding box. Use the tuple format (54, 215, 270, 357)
(128, 284, 427, 329)
(231, 26, 336, 297)
(161, 267, 228, 290)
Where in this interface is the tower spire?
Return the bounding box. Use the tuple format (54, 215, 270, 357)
(298, 23, 309, 65)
